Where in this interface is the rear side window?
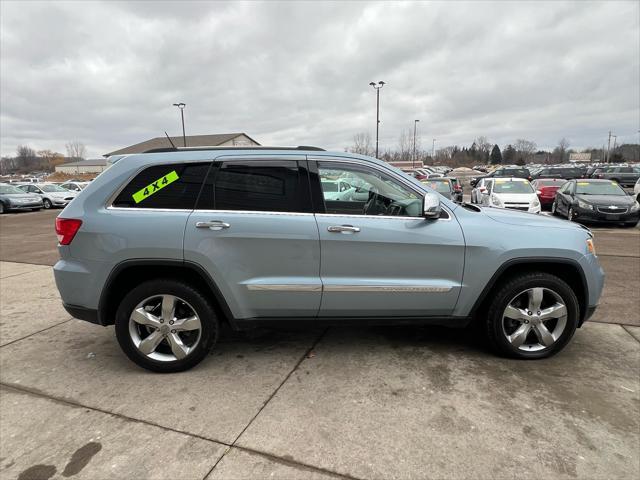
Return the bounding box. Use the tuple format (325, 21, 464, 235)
(209, 160, 311, 213)
(113, 163, 210, 209)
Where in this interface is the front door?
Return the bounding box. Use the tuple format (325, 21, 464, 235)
(312, 159, 465, 317)
(184, 156, 321, 320)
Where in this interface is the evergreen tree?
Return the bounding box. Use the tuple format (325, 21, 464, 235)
(503, 144, 516, 164)
(490, 144, 502, 165)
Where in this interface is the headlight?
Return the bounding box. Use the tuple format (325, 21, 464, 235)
(631, 202, 640, 212)
(532, 198, 540, 207)
(577, 200, 593, 210)
(491, 195, 502, 207)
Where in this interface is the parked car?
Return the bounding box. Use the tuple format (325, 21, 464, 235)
(634, 177, 640, 202)
(470, 177, 492, 204)
(479, 178, 541, 213)
(60, 181, 89, 192)
(531, 179, 567, 210)
(531, 167, 583, 180)
(18, 183, 77, 209)
(54, 146, 604, 372)
(320, 179, 353, 200)
(590, 166, 640, 187)
(448, 177, 464, 202)
(0, 183, 43, 213)
(470, 167, 531, 187)
(419, 178, 454, 200)
(552, 179, 640, 227)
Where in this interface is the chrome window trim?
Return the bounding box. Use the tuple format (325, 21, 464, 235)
(193, 209, 315, 217)
(315, 210, 451, 221)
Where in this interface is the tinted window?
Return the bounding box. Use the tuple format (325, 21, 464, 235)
(617, 167, 633, 173)
(503, 168, 530, 177)
(318, 162, 422, 217)
(213, 160, 310, 213)
(113, 163, 210, 209)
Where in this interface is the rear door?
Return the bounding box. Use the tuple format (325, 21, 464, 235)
(311, 158, 465, 317)
(184, 156, 321, 320)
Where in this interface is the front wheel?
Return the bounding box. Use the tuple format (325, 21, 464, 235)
(551, 201, 557, 216)
(115, 279, 219, 372)
(483, 272, 579, 359)
(43, 198, 52, 209)
(0, 202, 5, 214)
(567, 206, 574, 221)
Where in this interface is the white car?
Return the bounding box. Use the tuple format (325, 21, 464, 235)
(481, 177, 541, 214)
(18, 183, 78, 209)
(60, 181, 89, 192)
(471, 177, 492, 204)
(634, 177, 640, 202)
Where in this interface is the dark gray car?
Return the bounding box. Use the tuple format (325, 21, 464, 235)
(0, 183, 43, 213)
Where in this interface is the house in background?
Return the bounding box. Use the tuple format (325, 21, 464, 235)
(104, 133, 260, 157)
(55, 158, 108, 174)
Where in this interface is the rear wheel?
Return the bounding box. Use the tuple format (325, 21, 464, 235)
(484, 272, 579, 359)
(115, 279, 219, 372)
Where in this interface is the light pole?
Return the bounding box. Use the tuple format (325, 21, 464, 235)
(173, 102, 186, 147)
(412, 119, 420, 169)
(369, 81, 385, 158)
(432, 138, 436, 163)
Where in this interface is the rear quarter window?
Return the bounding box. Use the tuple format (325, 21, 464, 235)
(112, 163, 210, 209)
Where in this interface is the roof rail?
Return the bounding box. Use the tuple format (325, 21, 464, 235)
(142, 145, 326, 154)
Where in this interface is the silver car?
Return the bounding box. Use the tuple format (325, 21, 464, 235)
(18, 183, 77, 209)
(0, 183, 43, 213)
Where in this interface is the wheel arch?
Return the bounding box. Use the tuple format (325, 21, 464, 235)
(470, 258, 589, 326)
(98, 259, 236, 329)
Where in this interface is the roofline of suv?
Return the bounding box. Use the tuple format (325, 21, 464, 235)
(142, 145, 326, 154)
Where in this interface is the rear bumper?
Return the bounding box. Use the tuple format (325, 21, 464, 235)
(63, 303, 101, 325)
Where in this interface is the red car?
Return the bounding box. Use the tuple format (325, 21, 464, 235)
(532, 178, 567, 209)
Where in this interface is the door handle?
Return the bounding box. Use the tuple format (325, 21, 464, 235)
(327, 225, 360, 234)
(195, 221, 230, 230)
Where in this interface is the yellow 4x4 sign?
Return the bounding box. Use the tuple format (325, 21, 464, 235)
(132, 170, 179, 203)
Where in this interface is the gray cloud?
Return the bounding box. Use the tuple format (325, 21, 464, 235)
(1, 0, 638, 158)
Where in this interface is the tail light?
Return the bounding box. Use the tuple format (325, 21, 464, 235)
(55, 218, 82, 245)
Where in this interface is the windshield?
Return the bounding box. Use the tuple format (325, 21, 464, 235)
(503, 169, 530, 177)
(421, 180, 451, 194)
(321, 181, 338, 192)
(0, 185, 26, 194)
(575, 181, 626, 196)
(493, 180, 534, 194)
(535, 179, 567, 187)
(40, 184, 68, 192)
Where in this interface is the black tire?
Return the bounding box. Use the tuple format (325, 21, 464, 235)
(43, 198, 52, 209)
(483, 272, 579, 359)
(551, 201, 557, 216)
(567, 206, 574, 221)
(115, 279, 219, 373)
(0, 202, 5, 214)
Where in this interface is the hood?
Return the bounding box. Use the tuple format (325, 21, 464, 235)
(49, 191, 77, 198)
(575, 194, 634, 206)
(493, 192, 537, 203)
(0, 192, 37, 199)
(483, 206, 585, 230)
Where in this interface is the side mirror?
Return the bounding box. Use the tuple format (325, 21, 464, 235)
(423, 192, 441, 219)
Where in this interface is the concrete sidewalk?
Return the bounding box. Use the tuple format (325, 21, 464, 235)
(0, 261, 638, 479)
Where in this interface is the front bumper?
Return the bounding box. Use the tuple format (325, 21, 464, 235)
(6, 201, 43, 210)
(573, 206, 640, 224)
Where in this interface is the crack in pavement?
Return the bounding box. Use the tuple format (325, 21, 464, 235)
(622, 325, 640, 344)
(0, 318, 73, 348)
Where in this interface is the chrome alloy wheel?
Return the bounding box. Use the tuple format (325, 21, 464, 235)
(128, 294, 202, 362)
(501, 287, 567, 352)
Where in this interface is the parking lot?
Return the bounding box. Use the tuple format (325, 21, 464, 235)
(0, 209, 638, 479)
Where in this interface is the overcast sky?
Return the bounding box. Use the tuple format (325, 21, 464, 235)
(1, 0, 639, 158)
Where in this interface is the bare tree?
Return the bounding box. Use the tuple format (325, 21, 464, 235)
(514, 139, 537, 164)
(38, 150, 65, 171)
(349, 132, 374, 157)
(397, 129, 412, 162)
(65, 140, 87, 160)
(474, 136, 491, 162)
(556, 138, 570, 163)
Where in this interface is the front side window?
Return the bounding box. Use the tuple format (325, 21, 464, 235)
(318, 162, 421, 217)
(212, 160, 311, 213)
(113, 163, 210, 209)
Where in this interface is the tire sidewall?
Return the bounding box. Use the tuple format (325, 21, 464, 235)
(486, 273, 579, 359)
(115, 279, 218, 372)
(43, 199, 52, 209)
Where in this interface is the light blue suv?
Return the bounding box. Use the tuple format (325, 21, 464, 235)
(54, 147, 605, 372)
